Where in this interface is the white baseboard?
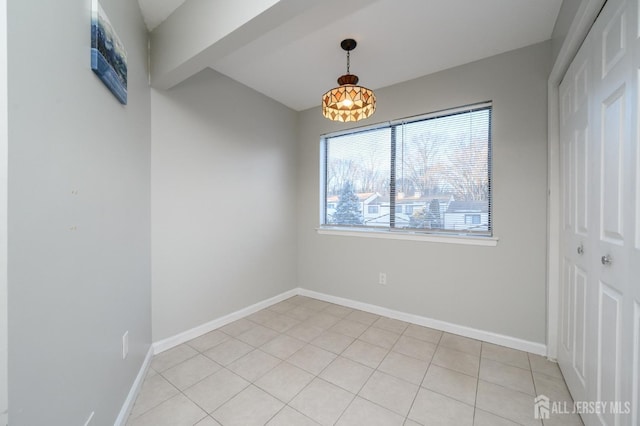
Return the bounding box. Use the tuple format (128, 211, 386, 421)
(152, 288, 299, 354)
(114, 346, 154, 426)
(297, 288, 547, 356)
(119, 287, 546, 425)
(151, 286, 546, 358)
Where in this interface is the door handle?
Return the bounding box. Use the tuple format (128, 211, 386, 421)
(577, 244, 584, 255)
(601, 255, 612, 266)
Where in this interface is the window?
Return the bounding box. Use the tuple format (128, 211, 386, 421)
(321, 102, 492, 236)
(465, 214, 481, 225)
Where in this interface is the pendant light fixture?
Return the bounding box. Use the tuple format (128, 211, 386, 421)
(322, 39, 376, 122)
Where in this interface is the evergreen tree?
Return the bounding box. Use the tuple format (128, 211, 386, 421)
(409, 207, 427, 228)
(428, 199, 442, 228)
(409, 199, 442, 229)
(333, 181, 363, 225)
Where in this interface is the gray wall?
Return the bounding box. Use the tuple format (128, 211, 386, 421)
(0, 0, 6, 423)
(551, 0, 584, 63)
(151, 69, 298, 341)
(7, 0, 151, 424)
(297, 42, 551, 344)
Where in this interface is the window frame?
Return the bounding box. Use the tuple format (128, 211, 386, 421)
(465, 214, 482, 225)
(319, 101, 496, 245)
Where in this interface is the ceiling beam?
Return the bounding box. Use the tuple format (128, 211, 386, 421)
(149, 0, 317, 89)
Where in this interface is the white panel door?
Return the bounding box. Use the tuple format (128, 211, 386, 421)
(591, 0, 634, 424)
(630, 0, 640, 423)
(559, 32, 593, 405)
(558, 0, 638, 424)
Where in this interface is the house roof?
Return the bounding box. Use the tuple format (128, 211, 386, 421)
(357, 193, 377, 201)
(326, 192, 379, 203)
(446, 200, 489, 213)
(372, 194, 453, 205)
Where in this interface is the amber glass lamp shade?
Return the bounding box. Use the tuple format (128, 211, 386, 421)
(322, 74, 376, 122)
(322, 39, 376, 122)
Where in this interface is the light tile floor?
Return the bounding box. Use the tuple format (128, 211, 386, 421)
(127, 296, 583, 426)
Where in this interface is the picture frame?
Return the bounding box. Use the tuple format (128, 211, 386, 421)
(91, 0, 127, 105)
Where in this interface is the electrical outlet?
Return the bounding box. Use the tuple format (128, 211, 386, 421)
(379, 272, 387, 285)
(122, 331, 129, 360)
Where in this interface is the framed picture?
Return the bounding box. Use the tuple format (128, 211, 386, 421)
(91, 0, 127, 104)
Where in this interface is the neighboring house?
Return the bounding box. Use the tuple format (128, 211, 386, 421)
(328, 191, 454, 228)
(382, 193, 454, 228)
(326, 192, 381, 222)
(327, 194, 489, 232)
(443, 200, 489, 232)
(395, 193, 453, 228)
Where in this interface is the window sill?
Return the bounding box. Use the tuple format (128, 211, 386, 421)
(316, 227, 499, 246)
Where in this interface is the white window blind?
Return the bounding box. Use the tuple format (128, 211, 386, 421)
(321, 102, 492, 236)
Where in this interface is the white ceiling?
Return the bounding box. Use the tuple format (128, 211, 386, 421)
(138, 0, 563, 111)
(138, 0, 186, 31)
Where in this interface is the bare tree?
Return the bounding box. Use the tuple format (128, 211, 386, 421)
(443, 135, 489, 201)
(327, 158, 360, 195)
(399, 133, 445, 196)
(356, 149, 387, 194)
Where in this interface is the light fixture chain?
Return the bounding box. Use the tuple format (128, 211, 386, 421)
(346, 50, 350, 74)
(323, 38, 376, 122)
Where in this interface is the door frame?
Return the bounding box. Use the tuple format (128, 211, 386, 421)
(547, 0, 606, 360)
(0, 0, 7, 423)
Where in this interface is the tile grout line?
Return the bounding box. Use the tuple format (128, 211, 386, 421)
(403, 358, 432, 425)
(157, 334, 284, 424)
(271, 319, 352, 424)
(472, 351, 541, 426)
(138, 301, 399, 423)
(328, 390, 357, 426)
(130, 348, 205, 422)
(278, 312, 410, 424)
(472, 343, 483, 426)
(136, 298, 322, 424)
(529, 352, 545, 426)
(131, 363, 214, 424)
(132, 296, 560, 425)
(402, 330, 446, 426)
(188, 366, 250, 421)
